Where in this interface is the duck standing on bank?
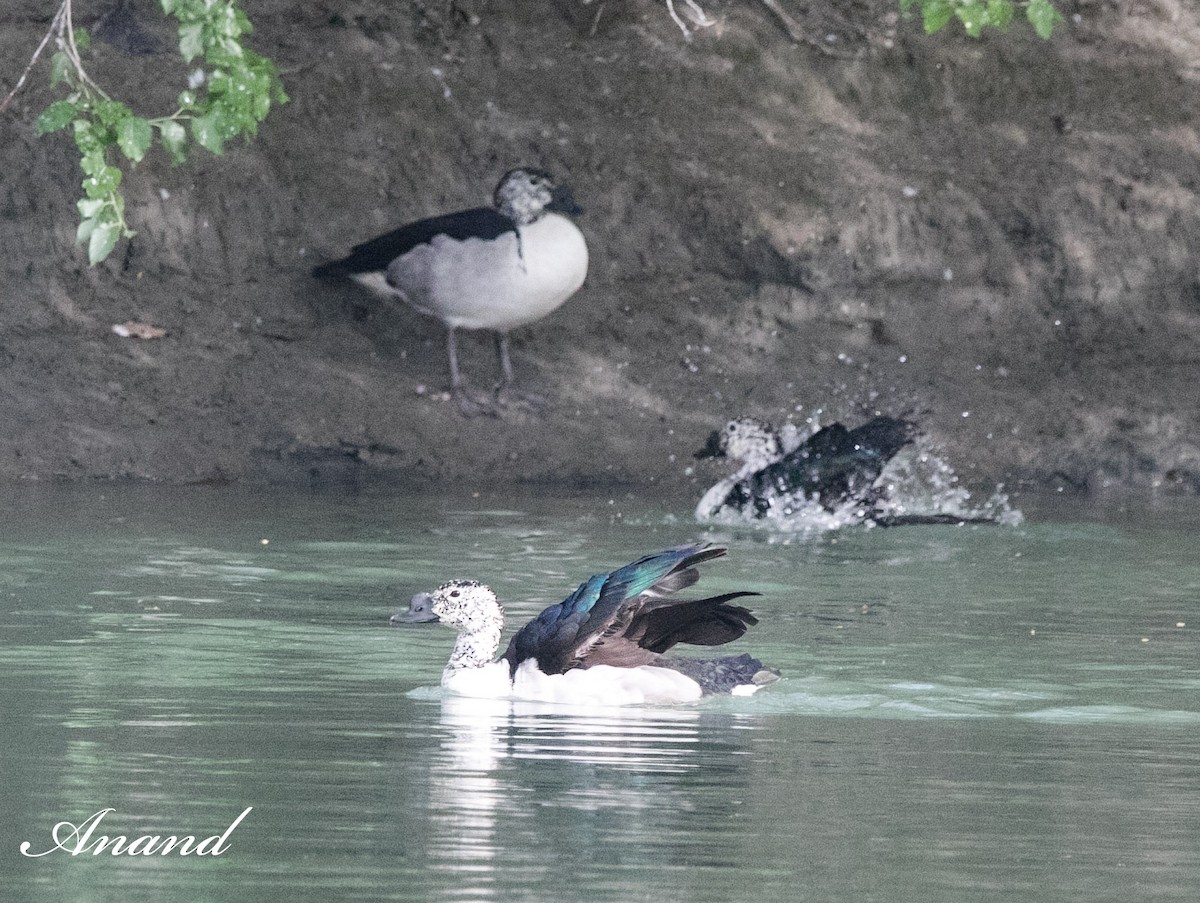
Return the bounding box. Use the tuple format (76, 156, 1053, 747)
(425, 543, 778, 705)
(695, 415, 917, 522)
(313, 168, 588, 414)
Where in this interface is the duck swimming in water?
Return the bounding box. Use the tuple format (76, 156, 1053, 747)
(426, 543, 778, 705)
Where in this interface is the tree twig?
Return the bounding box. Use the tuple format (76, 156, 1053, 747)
(758, 0, 861, 58)
(63, 0, 110, 98)
(0, 1, 69, 114)
(665, 0, 715, 37)
(759, 0, 805, 42)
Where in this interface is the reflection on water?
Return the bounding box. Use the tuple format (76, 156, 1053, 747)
(430, 693, 715, 772)
(1, 484, 1198, 903)
(425, 697, 735, 900)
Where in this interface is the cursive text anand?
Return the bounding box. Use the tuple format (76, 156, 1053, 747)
(19, 806, 252, 857)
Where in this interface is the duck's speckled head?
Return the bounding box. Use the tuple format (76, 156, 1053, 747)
(430, 580, 503, 631)
(494, 168, 581, 225)
(697, 418, 783, 466)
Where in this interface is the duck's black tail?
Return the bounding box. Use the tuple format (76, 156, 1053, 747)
(846, 415, 917, 464)
(660, 653, 780, 695)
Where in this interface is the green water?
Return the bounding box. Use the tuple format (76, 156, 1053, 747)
(1, 485, 1197, 902)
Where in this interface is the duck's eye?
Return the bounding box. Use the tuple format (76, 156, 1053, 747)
(449, 590, 460, 598)
(727, 424, 737, 433)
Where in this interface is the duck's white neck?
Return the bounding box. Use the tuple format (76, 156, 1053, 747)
(442, 616, 504, 682)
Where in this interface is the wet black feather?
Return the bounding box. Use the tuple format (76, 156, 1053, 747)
(500, 543, 757, 677)
(727, 415, 916, 516)
(629, 592, 760, 653)
(312, 208, 516, 277)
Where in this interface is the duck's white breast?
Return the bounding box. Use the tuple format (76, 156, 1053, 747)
(441, 661, 513, 698)
(511, 659, 703, 706)
(387, 213, 588, 332)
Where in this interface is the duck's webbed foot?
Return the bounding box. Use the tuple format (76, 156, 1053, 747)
(452, 385, 501, 418)
(493, 383, 548, 414)
(490, 332, 547, 413)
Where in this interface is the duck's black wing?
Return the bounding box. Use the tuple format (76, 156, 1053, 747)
(500, 543, 759, 677)
(730, 416, 916, 516)
(312, 207, 516, 277)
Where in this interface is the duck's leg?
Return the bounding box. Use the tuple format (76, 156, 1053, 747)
(492, 331, 546, 410)
(446, 328, 494, 417)
(496, 332, 515, 389)
(446, 326, 465, 392)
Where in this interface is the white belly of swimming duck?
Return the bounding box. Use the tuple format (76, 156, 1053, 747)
(513, 660, 704, 705)
(428, 544, 779, 707)
(440, 661, 513, 699)
(388, 213, 588, 332)
(440, 658, 704, 706)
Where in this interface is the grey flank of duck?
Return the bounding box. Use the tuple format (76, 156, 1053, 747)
(426, 543, 779, 705)
(695, 415, 918, 522)
(313, 168, 588, 414)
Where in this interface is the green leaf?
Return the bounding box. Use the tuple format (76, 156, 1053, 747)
(36, 100, 80, 135)
(50, 51, 72, 88)
(77, 198, 106, 219)
(77, 214, 97, 245)
(988, 0, 1015, 29)
(217, 36, 244, 58)
(88, 220, 122, 265)
(252, 88, 272, 121)
(73, 27, 91, 52)
(1026, 0, 1063, 38)
(73, 120, 104, 156)
(160, 0, 178, 13)
(955, 0, 988, 36)
(82, 163, 121, 198)
(179, 22, 204, 62)
(80, 148, 107, 177)
(191, 110, 228, 155)
(921, 0, 954, 33)
(158, 119, 188, 164)
(117, 116, 154, 162)
(94, 99, 133, 128)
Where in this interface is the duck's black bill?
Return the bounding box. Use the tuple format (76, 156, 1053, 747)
(695, 430, 725, 460)
(389, 592, 439, 625)
(548, 185, 583, 216)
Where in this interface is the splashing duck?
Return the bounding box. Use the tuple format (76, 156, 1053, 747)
(695, 415, 918, 522)
(426, 543, 778, 705)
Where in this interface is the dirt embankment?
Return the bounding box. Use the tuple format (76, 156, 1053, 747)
(1, 0, 1198, 501)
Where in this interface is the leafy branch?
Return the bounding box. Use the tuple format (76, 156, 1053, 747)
(4, 0, 286, 264)
(656, 0, 1063, 42)
(901, 0, 1065, 39)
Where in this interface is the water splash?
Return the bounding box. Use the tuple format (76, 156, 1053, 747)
(699, 423, 1022, 534)
(871, 439, 1023, 527)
